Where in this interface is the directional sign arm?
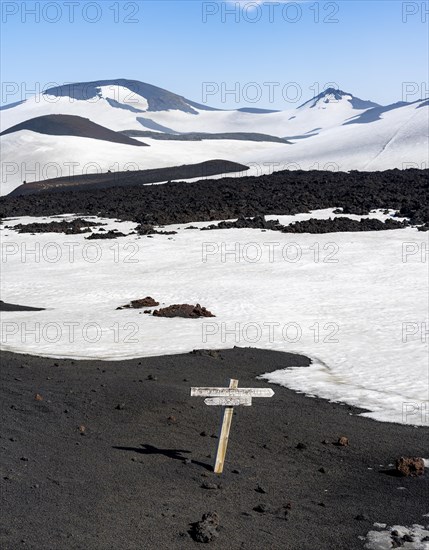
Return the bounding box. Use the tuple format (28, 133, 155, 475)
(191, 387, 274, 398)
(205, 396, 252, 407)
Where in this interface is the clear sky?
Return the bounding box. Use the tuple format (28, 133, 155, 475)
(1, 0, 428, 108)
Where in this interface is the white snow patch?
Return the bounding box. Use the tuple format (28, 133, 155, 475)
(97, 85, 149, 111)
(0, 212, 428, 426)
(364, 523, 429, 549)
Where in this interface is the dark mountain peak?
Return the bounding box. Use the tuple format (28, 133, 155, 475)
(43, 79, 220, 115)
(299, 88, 381, 110)
(320, 87, 349, 98)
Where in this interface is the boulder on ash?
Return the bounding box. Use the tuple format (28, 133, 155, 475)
(395, 457, 425, 477)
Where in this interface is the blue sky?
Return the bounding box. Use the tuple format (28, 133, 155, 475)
(1, 0, 428, 108)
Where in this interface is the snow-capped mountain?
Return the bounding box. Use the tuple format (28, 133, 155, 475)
(1, 79, 428, 195)
(297, 87, 380, 110)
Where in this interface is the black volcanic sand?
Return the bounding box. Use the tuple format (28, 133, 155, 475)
(121, 130, 291, 144)
(0, 114, 147, 148)
(8, 160, 249, 196)
(2, 169, 428, 226)
(1, 348, 427, 550)
(0, 300, 45, 311)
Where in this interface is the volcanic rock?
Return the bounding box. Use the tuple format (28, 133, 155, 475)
(200, 215, 408, 234)
(117, 297, 160, 310)
(191, 512, 220, 543)
(86, 230, 126, 239)
(201, 215, 281, 232)
(10, 218, 104, 234)
(2, 169, 428, 229)
(395, 457, 425, 477)
(135, 223, 177, 236)
(152, 304, 215, 318)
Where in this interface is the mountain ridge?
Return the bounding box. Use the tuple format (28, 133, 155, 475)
(2, 80, 385, 113)
(0, 79, 427, 195)
(42, 78, 220, 114)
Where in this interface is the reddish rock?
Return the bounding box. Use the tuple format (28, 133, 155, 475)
(152, 303, 215, 318)
(337, 436, 349, 447)
(117, 297, 159, 310)
(395, 457, 425, 477)
(130, 297, 159, 308)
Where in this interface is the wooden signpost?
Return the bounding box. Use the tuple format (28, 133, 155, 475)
(191, 379, 275, 474)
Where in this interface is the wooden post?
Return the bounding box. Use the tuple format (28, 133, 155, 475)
(191, 382, 274, 474)
(214, 379, 238, 474)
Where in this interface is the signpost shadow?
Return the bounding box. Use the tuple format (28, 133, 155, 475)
(113, 444, 212, 471)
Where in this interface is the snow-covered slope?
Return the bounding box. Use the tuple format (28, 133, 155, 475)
(0, 131, 289, 195)
(1, 79, 428, 194)
(1, 211, 428, 426)
(278, 99, 429, 171)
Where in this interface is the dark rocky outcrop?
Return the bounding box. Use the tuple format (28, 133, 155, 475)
(282, 217, 408, 233)
(117, 297, 160, 310)
(202, 215, 408, 233)
(9, 218, 104, 234)
(201, 215, 280, 231)
(135, 224, 177, 236)
(152, 304, 215, 318)
(417, 224, 429, 232)
(86, 230, 126, 239)
(2, 169, 427, 228)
